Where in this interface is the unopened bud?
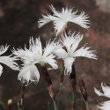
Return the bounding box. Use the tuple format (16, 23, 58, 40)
(47, 85, 55, 100)
(79, 79, 88, 101)
(7, 99, 12, 105)
(41, 65, 55, 100)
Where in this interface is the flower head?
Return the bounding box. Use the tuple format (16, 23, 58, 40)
(38, 5, 89, 35)
(94, 83, 110, 110)
(13, 37, 60, 84)
(0, 45, 19, 76)
(54, 33, 97, 75)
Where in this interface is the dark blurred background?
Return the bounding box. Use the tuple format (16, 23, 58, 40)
(0, 0, 110, 110)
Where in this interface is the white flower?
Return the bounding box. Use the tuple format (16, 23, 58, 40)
(54, 33, 97, 75)
(38, 5, 89, 35)
(13, 37, 60, 84)
(94, 83, 110, 110)
(0, 45, 19, 76)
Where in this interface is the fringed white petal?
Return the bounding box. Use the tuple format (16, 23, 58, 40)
(0, 45, 9, 55)
(43, 40, 61, 57)
(0, 56, 19, 71)
(53, 19, 67, 35)
(70, 34, 83, 52)
(95, 83, 110, 97)
(94, 87, 104, 97)
(50, 6, 78, 35)
(53, 48, 68, 59)
(0, 64, 3, 77)
(43, 40, 55, 57)
(44, 54, 58, 69)
(13, 48, 33, 60)
(61, 32, 75, 50)
(70, 12, 90, 29)
(38, 14, 54, 28)
(101, 83, 110, 98)
(18, 64, 40, 85)
(51, 5, 77, 20)
(13, 37, 43, 65)
(50, 5, 61, 17)
(13, 37, 42, 58)
(64, 57, 75, 75)
(98, 101, 110, 110)
(29, 37, 42, 57)
(73, 44, 97, 60)
(61, 33, 83, 52)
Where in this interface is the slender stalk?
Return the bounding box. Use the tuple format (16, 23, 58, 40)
(60, 63, 64, 84)
(70, 63, 77, 110)
(57, 60, 64, 108)
(53, 99, 58, 110)
(18, 84, 25, 110)
(57, 83, 63, 99)
(58, 61, 64, 97)
(47, 101, 50, 110)
(57, 83, 63, 109)
(85, 101, 89, 110)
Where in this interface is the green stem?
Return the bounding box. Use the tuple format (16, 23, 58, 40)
(57, 62, 64, 107)
(19, 84, 25, 110)
(72, 92, 76, 110)
(58, 83, 63, 98)
(57, 83, 63, 107)
(47, 101, 50, 110)
(70, 64, 77, 110)
(53, 99, 58, 110)
(85, 101, 89, 110)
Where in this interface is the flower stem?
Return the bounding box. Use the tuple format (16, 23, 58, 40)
(70, 64, 77, 110)
(57, 63, 64, 105)
(72, 92, 76, 110)
(58, 83, 63, 99)
(19, 84, 25, 110)
(53, 100, 57, 110)
(57, 83, 63, 108)
(85, 101, 89, 110)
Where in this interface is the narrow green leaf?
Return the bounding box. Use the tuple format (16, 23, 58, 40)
(47, 101, 50, 110)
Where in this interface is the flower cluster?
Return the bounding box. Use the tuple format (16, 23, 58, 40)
(12, 33, 96, 84)
(0, 5, 100, 110)
(0, 5, 97, 85)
